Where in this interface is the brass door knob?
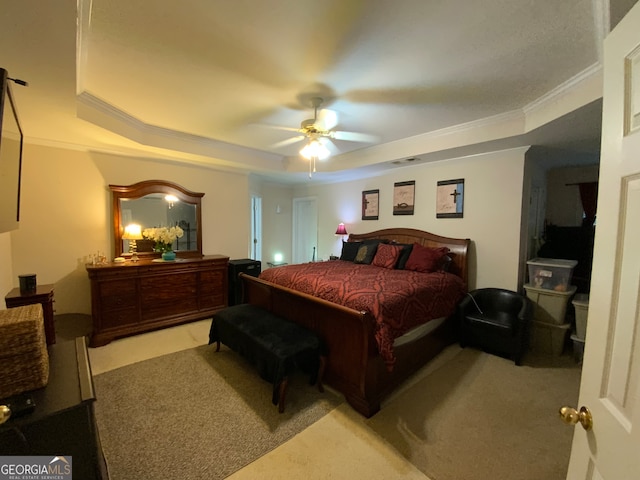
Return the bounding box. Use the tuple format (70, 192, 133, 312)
(559, 405, 593, 431)
(0, 405, 11, 425)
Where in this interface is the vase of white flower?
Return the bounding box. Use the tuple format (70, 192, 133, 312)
(161, 251, 176, 261)
(142, 226, 184, 261)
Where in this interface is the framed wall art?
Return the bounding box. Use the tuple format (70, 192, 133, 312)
(393, 181, 415, 215)
(362, 189, 379, 220)
(436, 178, 464, 218)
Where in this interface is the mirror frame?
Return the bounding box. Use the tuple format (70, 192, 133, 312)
(110, 180, 204, 259)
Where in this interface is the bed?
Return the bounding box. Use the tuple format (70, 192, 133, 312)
(239, 228, 470, 417)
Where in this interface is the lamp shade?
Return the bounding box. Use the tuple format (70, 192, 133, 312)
(122, 223, 143, 240)
(335, 223, 348, 236)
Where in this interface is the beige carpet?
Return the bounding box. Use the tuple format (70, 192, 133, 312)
(366, 346, 581, 480)
(93, 344, 342, 480)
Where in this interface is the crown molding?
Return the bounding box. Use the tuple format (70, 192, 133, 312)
(76, 91, 283, 166)
(523, 62, 602, 116)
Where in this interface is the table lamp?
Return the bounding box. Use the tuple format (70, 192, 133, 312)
(335, 223, 348, 239)
(122, 224, 143, 262)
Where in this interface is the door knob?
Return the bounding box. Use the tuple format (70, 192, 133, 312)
(0, 405, 10, 425)
(559, 405, 593, 431)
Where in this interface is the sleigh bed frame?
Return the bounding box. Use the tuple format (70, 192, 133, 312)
(240, 228, 470, 417)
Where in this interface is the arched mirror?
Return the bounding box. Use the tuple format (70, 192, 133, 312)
(110, 180, 204, 259)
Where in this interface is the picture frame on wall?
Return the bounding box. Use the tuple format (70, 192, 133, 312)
(362, 189, 379, 220)
(436, 178, 464, 218)
(393, 181, 415, 215)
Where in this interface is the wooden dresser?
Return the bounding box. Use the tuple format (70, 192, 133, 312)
(86, 255, 228, 347)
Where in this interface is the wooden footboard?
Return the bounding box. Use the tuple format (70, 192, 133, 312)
(240, 273, 456, 417)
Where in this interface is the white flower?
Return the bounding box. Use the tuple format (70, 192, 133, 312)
(143, 226, 184, 252)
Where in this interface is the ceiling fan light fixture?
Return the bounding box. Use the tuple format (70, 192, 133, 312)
(300, 138, 330, 178)
(300, 138, 330, 161)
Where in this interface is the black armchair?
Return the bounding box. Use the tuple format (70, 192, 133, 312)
(458, 288, 533, 365)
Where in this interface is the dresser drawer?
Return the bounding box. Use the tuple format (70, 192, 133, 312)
(101, 306, 140, 328)
(199, 293, 225, 310)
(98, 278, 137, 298)
(139, 273, 197, 304)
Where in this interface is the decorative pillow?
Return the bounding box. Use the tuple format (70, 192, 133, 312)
(404, 243, 450, 273)
(353, 242, 379, 264)
(394, 243, 414, 269)
(340, 241, 361, 262)
(441, 254, 453, 272)
(372, 243, 403, 269)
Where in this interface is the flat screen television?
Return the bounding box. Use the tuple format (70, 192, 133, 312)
(0, 67, 24, 233)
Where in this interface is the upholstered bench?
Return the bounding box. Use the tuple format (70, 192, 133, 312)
(208, 304, 325, 413)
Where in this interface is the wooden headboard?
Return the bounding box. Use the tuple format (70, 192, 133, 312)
(348, 228, 470, 286)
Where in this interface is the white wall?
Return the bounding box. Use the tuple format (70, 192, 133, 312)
(284, 147, 529, 291)
(8, 143, 252, 315)
(250, 179, 293, 266)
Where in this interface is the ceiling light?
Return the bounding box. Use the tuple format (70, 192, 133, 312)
(300, 138, 330, 178)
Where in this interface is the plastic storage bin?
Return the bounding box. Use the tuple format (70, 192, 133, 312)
(524, 284, 577, 325)
(530, 320, 571, 356)
(527, 258, 578, 292)
(570, 333, 585, 363)
(572, 293, 589, 340)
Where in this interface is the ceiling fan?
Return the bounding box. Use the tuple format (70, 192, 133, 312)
(270, 96, 378, 150)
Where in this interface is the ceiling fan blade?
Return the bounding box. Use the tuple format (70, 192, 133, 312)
(321, 137, 341, 156)
(257, 124, 302, 133)
(271, 135, 306, 148)
(331, 131, 379, 143)
(316, 109, 338, 131)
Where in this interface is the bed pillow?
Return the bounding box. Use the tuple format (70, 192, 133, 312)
(353, 242, 380, 264)
(394, 243, 414, 269)
(372, 243, 403, 269)
(404, 243, 450, 273)
(441, 254, 453, 272)
(340, 241, 362, 262)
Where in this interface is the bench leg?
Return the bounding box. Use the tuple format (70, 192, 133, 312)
(216, 340, 221, 352)
(277, 377, 288, 414)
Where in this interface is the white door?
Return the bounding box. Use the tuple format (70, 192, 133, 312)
(292, 197, 318, 264)
(565, 4, 640, 478)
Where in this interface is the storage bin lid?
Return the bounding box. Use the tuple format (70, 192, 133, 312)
(570, 333, 585, 344)
(527, 257, 578, 268)
(572, 293, 590, 307)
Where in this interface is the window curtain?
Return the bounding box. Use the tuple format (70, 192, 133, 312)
(578, 182, 598, 227)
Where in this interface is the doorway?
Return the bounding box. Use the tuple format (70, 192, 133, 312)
(292, 197, 318, 264)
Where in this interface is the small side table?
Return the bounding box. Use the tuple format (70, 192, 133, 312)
(5, 284, 56, 345)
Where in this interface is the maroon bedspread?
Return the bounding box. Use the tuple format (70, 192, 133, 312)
(259, 261, 466, 368)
